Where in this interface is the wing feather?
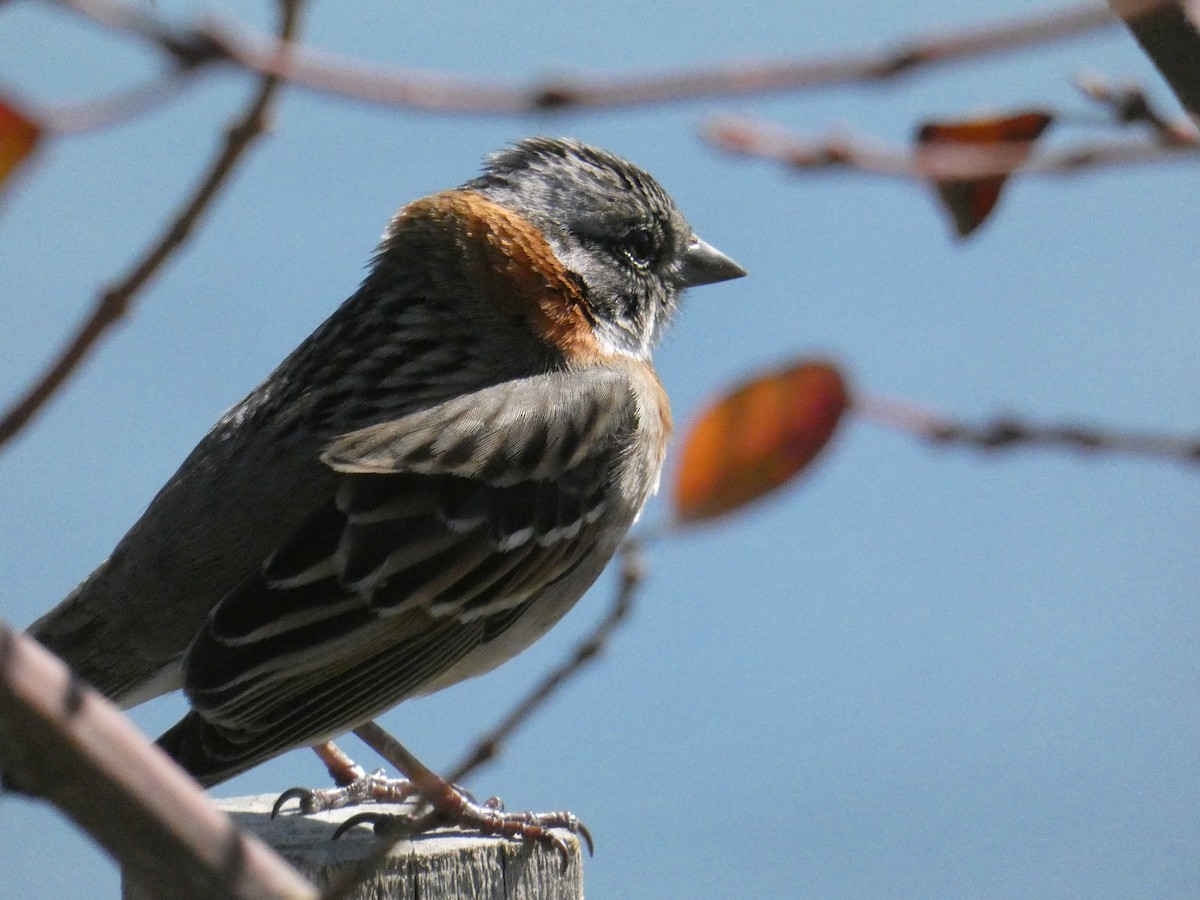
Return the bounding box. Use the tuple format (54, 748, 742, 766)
(167, 369, 641, 783)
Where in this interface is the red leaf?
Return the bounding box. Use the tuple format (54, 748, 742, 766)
(673, 360, 850, 524)
(916, 110, 1053, 238)
(0, 96, 41, 191)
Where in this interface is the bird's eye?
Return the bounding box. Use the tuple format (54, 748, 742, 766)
(622, 226, 658, 268)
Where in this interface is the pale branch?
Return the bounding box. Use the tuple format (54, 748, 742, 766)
(702, 114, 1199, 181)
(199, 1, 1138, 112)
(1074, 70, 1200, 139)
(49, 0, 1160, 115)
(52, 0, 226, 65)
(35, 74, 199, 136)
(0, 622, 317, 900)
(0, 0, 302, 451)
(856, 395, 1200, 465)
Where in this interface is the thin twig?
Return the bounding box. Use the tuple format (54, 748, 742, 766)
(857, 394, 1200, 464)
(320, 804, 439, 900)
(36, 73, 199, 136)
(51, 0, 1160, 114)
(448, 538, 647, 784)
(1074, 70, 1197, 139)
(53, 0, 228, 66)
(321, 540, 647, 900)
(702, 113, 1200, 181)
(0, 0, 302, 450)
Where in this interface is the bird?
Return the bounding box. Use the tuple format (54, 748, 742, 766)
(25, 136, 744, 846)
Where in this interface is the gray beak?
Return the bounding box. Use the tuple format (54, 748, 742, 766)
(679, 236, 747, 287)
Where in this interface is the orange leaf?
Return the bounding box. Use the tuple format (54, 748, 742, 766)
(0, 96, 41, 190)
(673, 360, 850, 524)
(916, 110, 1053, 238)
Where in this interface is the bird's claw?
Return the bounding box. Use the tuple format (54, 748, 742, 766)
(272, 786, 319, 817)
(442, 786, 593, 862)
(332, 810, 413, 841)
(272, 771, 417, 816)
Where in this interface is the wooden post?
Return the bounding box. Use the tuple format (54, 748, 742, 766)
(125, 795, 585, 900)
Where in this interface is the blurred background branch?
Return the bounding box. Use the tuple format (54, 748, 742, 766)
(0, 0, 302, 450)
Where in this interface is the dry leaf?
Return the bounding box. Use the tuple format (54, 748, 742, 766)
(917, 111, 1053, 237)
(674, 360, 850, 524)
(0, 96, 41, 192)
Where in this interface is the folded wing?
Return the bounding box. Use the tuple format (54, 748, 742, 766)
(160, 369, 638, 785)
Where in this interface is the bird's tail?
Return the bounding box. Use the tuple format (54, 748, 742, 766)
(156, 712, 248, 789)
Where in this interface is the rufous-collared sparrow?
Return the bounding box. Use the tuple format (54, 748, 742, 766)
(26, 137, 745, 847)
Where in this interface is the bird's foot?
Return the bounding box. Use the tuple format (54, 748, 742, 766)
(272, 769, 417, 815)
(274, 732, 590, 864)
(333, 791, 593, 865)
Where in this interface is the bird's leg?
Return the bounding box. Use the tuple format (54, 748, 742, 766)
(272, 723, 592, 860)
(314, 740, 366, 786)
(342, 721, 593, 861)
(271, 740, 417, 815)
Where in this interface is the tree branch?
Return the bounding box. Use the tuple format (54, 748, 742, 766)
(50, 0, 1160, 114)
(857, 394, 1200, 465)
(201, 1, 1140, 111)
(0, 0, 302, 450)
(0, 622, 317, 899)
(702, 113, 1199, 182)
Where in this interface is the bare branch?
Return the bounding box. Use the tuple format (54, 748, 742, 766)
(34, 75, 196, 136)
(0, 0, 303, 451)
(53, 0, 229, 67)
(201, 2, 1132, 111)
(0, 622, 317, 899)
(53, 0, 1157, 113)
(857, 395, 1200, 465)
(702, 113, 1199, 181)
(1074, 70, 1194, 136)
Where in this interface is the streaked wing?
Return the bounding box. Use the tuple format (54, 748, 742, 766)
(166, 370, 636, 781)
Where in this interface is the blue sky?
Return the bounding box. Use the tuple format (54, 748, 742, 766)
(2, 1, 1198, 897)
